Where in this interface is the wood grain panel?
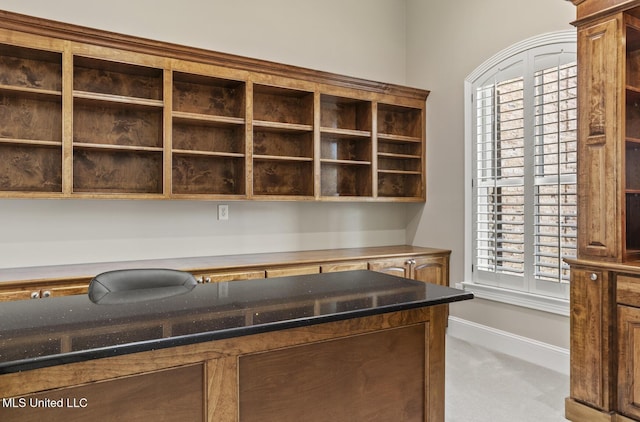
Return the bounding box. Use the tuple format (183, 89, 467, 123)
(0, 144, 61, 192)
(239, 324, 425, 422)
(320, 163, 372, 197)
(73, 102, 162, 148)
(253, 86, 313, 125)
(1, 364, 204, 422)
(0, 94, 62, 141)
(173, 73, 244, 117)
(265, 265, 320, 278)
(207, 357, 238, 422)
(252, 159, 313, 196)
(74, 56, 162, 100)
(172, 122, 244, 153)
(320, 261, 368, 273)
(377, 103, 421, 138)
(378, 173, 422, 198)
(172, 154, 244, 195)
(0, 44, 61, 91)
(253, 130, 313, 158)
(570, 268, 613, 409)
(73, 149, 162, 194)
(205, 270, 265, 283)
(577, 18, 620, 259)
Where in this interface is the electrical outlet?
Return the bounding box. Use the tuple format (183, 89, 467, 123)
(217, 204, 229, 220)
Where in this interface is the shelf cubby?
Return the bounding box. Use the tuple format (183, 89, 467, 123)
(173, 72, 245, 118)
(377, 103, 422, 139)
(74, 56, 163, 101)
(377, 172, 422, 198)
(0, 143, 62, 192)
(253, 84, 313, 126)
(321, 162, 371, 197)
(73, 147, 163, 194)
(172, 154, 245, 195)
(0, 43, 62, 94)
(253, 159, 314, 197)
(253, 128, 313, 159)
(73, 100, 163, 149)
(320, 95, 371, 133)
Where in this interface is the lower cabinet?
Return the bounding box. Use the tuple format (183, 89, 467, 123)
(566, 262, 640, 422)
(368, 255, 449, 285)
(0, 247, 451, 302)
(569, 267, 613, 411)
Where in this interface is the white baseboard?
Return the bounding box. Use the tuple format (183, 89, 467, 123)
(447, 316, 569, 376)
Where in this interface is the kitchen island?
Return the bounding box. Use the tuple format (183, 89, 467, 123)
(0, 270, 472, 422)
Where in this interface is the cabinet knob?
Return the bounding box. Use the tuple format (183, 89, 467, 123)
(30, 291, 40, 299)
(590, 273, 598, 281)
(41, 290, 51, 298)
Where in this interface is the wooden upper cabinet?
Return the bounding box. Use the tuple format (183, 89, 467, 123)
(0, 10, 428, 202)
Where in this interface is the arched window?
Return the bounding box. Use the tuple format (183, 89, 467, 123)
(465, 31, 576, 310)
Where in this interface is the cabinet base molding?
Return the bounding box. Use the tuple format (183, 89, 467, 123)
(565, 398, 636, 422)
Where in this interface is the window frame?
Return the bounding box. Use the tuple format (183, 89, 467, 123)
(463, 30, 577, 316)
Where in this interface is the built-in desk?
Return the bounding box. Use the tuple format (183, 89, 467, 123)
(0, 270, 471, 422)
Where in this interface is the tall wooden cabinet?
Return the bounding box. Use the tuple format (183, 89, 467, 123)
(567, 1, 640, 421)
(0, 10, 427, 202)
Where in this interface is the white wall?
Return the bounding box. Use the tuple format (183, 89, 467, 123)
(0, 0, 412, 269)
(405, 0, 576, 349)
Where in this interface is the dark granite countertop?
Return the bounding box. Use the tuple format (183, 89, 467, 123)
(0, 270, 472, 374)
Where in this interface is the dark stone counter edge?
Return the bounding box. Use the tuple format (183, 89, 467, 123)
(0, 292, 473, 375)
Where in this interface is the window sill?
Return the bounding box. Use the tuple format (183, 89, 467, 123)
(460, 281, 569, 317)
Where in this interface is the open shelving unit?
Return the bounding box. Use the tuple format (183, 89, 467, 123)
(0, 10, 428, 202)
(377, 103, 424, 198)
(172, 72, 246, 196)
(320, 95, 372, 198)
(252, 85, 315, 197)
(72, 56, 164, 195)
(0, 43, 63, 193)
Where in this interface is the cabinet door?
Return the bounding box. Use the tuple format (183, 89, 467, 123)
(412, 256, 449, 286)
(368, 257, 412, 278)
(570, 267, 614, 410)
(619, 304, 640, 419)
(577, 18, 621, 259)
